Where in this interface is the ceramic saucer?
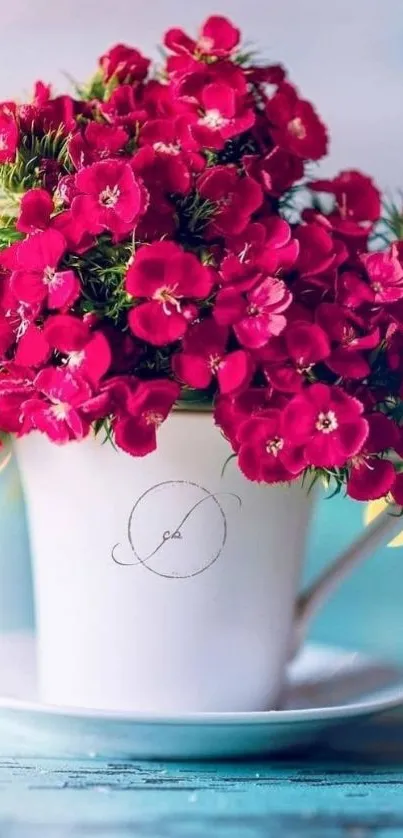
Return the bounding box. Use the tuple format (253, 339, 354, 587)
(0, 632, 402, 760)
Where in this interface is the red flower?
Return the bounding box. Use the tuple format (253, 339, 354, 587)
(22, 367, 93, 443)
(0, 110, 18, 163)
(73, 160, 147, 239)
(347, 413, 398, 501)
(114, 379, 180, 456)
(294, 222, 346, 276)
(245, 147, 304, 197)
(197, 167, 263, 236)
(18, 82, 75, 134)
(316, 303, 380, 379)
(126, 241, 213, 346)
(69, 123, 129, 170)
(237, 410, 307, 483)
(214, 276, 292, 349)
(100, 85, 147, 129)
(261, 320, 330, 392)
(172, 320, 253, 395)
(360, 247, 403, 304)
(99, 44, 150, 83)
(6, 229, 80, 310)
(309, 170, 381, 239)
(188, 82, 255, 150)
(135, 117, 204, 196)
(164, 16, 240, 59)
(266, 83, 328, 160)
(214, 387, 275, 450)
(282, 383, 368, 468)
(391, 474, 403, 507)
(51, 210, 95, 255)
(16, 189, 53, 234)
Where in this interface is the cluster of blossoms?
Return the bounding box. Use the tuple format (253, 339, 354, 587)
(0, 15, 403, 503)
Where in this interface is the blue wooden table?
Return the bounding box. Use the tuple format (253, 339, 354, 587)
(1, 461, 403, 836)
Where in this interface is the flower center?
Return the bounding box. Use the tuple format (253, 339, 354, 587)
(199, 109, 228, 130)
(99, 184, 120, 208)
(266, 436, 284, 456)
(153, 141, 180, 156)
(288, 117, 306, 139)
(67, 350, 85, 370)
(209, 352, 222, 373)
(197, 35, 214, 52)
(153, 285, 181, 315)
(315, 410, 338, 434)
(43, 266, 57, 285)
(247, 303, 260, 317)
(144, 410, 164, 426)
(371, 281, 382, 293)
(51, 402, 69, 421)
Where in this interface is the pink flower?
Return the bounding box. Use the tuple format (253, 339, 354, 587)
(237, 410, 307, 483)
(68, 123, 129, 170)
(44, 315, 111, 385)
(221, 218, 299, 283)
(347, 413, 398, 501)
(282, 383, 368, 468)
(197, 167, 263, 236)
(172, 320, 253, 395)
(51, 210, 95, 255)
(22, 367, 93, 442)
(99, 44, 150, 83)
(360, 247, 403, 304)
(14, 324, 51, 368)
(126, 241, 213, 346)
(261, 320, 330, 392)
(6, 229, 80, 310)
(114, 379, 180, 456)
(72, 160, 147, 239)
(0, 110, 18, 163)
(0, 368, 36, 432)
(214, 276, 292, 349)
(188, 82, 255, 151)
(16, 189, 53, 234)
(164, 16, 240, 59)
(266, 83, 328, 160)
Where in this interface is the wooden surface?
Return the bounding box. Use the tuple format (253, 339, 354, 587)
(1, 741, 403, 837)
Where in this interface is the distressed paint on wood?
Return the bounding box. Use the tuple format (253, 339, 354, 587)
(0, 752, 402, 837)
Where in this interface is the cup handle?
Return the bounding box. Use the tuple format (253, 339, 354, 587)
(292, 504, 402, 654)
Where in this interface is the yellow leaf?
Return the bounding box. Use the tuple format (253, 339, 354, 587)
(365, 500, 403, 548)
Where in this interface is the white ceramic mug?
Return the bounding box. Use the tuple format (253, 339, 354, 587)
(15, 412, 402, 713)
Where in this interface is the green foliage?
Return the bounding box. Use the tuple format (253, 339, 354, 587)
(175, 191, 216, 244)
(0, 128, 73, 197)
(64, 238, 134, 324)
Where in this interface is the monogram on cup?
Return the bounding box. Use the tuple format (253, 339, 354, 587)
(112, 480, 242, 578)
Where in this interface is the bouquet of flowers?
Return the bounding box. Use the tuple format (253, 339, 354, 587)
(0, 14, 402, 504)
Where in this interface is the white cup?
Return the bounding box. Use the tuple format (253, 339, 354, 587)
(15, 412, 402, 713)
